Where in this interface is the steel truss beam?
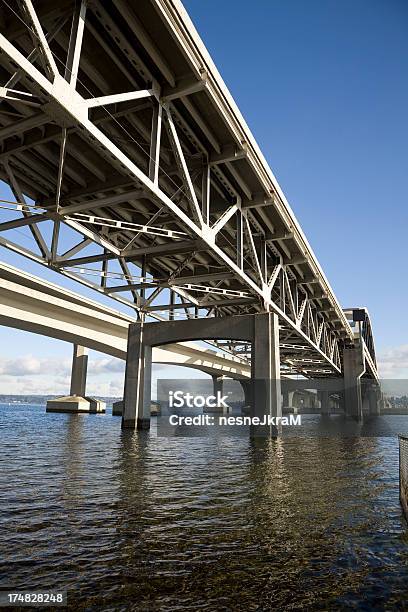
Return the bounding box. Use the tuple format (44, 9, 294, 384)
(0, 0, 373, 377)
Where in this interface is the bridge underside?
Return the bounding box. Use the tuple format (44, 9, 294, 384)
(0, 260, 382, 426)
(0, 1, 379, 424)
(0, 261, 252, 379)
(120, 313, 381, 430)
(0, 0, 380, 379)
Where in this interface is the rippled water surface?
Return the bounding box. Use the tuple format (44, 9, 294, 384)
(1, 404, 408, 611)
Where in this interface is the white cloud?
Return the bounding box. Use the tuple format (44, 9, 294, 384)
(377, 344, 408, 379)
(0, 354, 125, 396)
(0, 355, 125, 377)
(88, 358, 124, 374)
(0, 355, 70, 376)
(0, 352, 205, 396)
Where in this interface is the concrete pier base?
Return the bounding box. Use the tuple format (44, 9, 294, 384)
(112, 400, 123, 416)
(114, 399, 161, 417)
(46, 345, 106, 414)
(86, 397, 106, 413)
(203, 404, 232, 414)
(150, 401, 161, 416)
(46, 395, 105, 413)
(46, 395, 91, 413)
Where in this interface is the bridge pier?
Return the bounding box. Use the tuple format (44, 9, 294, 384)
(121, 312, 281, 431)
(252, 312, 282, 423)
(212, 374, 223, 397)
(70, 345, 88, 397)
(46, 344, 105, 414)
(240, 380, 252, 408)
(318, 389, 330, 415)
(203, 375, 231, 413)
(368, 383, 381, 416)
(122, 324, 151, 430)
(343, 346, 365, 419)
(283, 390, 295, 413)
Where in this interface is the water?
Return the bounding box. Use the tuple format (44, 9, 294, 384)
(0, 404, 408, 611)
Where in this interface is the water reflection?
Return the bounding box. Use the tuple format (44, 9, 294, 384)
(0, 404, 407, 610)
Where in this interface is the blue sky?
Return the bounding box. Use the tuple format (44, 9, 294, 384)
(0, 0, 407, 393)
(182, 0, 408, 350)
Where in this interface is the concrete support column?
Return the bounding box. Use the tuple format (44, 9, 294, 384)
(122, 322, 152, 430)
(204, 375, 230, 413)
(343, 346, 365, 419)
(70, 344, 88, 397)
(338, 390, 345, 413)
(368, 383, 381, 416)
(318, 389, 329, 415)
(47, 344, 104, 413)
(212, 375, 223, 397)
(283, 390, 295, 410)
(239, 380, 251, 415)
(251, 312, 281, 420)
(140, 345, 152, 429)
(240, 380, 251, 406)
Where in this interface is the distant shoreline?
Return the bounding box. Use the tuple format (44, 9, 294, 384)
(0, 395, 121, 407)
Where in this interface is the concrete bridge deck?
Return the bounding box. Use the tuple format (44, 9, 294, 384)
(0, 261, 250, 379)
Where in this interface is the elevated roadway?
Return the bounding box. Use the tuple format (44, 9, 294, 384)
(0, 261, 250, 379)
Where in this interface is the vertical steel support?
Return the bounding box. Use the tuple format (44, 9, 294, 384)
(201, 165, 210, 225)
(169, 289, 175, 321)
(149, 103, 162, 185)
(236, 212, 243, 270)
(254, 235, 267, 282)
(101, 254, 108, 288)
(51, 220, 60, 262)
(56, 128, 67, 210)
(65, 0, 87, 86)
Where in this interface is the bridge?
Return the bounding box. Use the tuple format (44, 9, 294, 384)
(0, 0, 379, 428)
(0, 261, 253, 407)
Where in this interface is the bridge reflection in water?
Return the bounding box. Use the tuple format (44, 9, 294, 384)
(0, 402, 407, 609)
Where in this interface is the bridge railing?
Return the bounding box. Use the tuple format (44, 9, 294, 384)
(399, 435, 408, 522)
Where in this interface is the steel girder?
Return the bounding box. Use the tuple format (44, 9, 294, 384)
(0, 0, 376, 378)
